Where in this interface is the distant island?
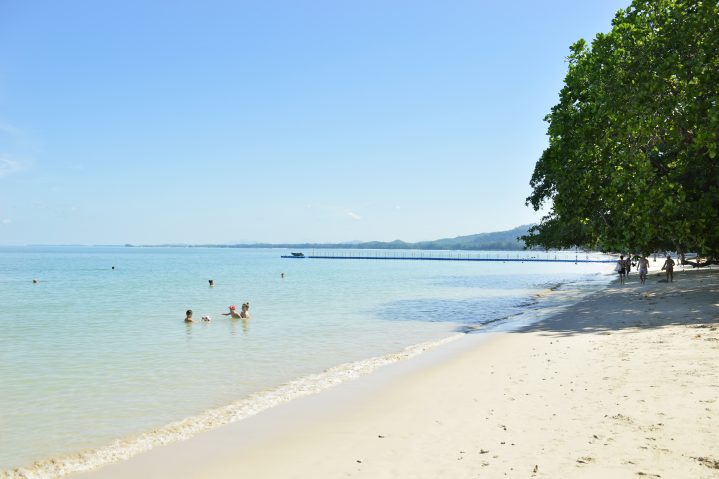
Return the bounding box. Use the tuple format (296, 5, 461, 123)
(129, 225, 534, 251)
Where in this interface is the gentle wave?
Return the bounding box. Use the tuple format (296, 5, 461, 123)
(1, 334, 463, 479)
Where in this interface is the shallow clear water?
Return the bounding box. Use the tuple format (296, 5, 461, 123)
(0, 247, 612, 473)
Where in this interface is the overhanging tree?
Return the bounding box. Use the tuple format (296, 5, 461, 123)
(524, 0, 719, 262)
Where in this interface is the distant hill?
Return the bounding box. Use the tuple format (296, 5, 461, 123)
(208, 225, 533, 251)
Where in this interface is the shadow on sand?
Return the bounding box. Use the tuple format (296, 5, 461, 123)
(516, 270, 719, 337)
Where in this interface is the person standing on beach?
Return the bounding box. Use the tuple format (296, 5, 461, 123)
(638, 256, 649, 284)
(616, 255, 627, 284)
(661, 255, 675, 282)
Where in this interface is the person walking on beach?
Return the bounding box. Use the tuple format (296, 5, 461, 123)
(624, 256, 632, 276)
(638, 256, 649, 284)
(616, 255, 627, 285)
(661, 255, 675, 282)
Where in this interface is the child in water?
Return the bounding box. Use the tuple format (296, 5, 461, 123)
(184, 310, 193, 323)
(222, 305, 242, 319)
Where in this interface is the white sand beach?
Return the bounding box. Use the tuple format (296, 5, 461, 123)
(73, 267, 719, 479)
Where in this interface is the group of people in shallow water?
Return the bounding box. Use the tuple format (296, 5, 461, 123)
(223, 303, 251, 319)
(184, 279, 251, 323)
(616, 254, 675, 285)
(185, 303, 250, 323)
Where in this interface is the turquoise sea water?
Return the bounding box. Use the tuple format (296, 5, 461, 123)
(0, 247, 612, 476)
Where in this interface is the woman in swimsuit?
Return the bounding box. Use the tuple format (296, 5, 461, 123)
(638, 256, 649, 284)
(617, 255, 627, 285)
(661, 255, 675, 282)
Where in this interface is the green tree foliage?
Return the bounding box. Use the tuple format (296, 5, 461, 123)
(524, 0, 719, 259)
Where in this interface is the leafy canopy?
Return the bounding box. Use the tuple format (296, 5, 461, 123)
(524, 0, 719, 257)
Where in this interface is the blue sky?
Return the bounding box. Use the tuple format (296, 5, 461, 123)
(0, 0, 628, 245)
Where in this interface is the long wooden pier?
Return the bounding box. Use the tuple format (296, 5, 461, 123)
(281, 252, 614, 263)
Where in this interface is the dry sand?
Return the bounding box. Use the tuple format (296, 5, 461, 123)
(74, 267, 719, 479)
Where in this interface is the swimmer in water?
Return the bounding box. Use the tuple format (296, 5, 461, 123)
(222, 305, 242, 319)
(185, 309, 194, 323)
(208, 279, 214, 287)
(240, 302, 250, 319)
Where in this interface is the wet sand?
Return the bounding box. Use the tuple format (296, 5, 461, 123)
(73, 267, 719, 479)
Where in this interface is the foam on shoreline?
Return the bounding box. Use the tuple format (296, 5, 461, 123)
(2, 334, 465, 479)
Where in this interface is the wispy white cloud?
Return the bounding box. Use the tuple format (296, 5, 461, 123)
(0, 121, 32, 178)
(303, 203, 363, 221)
(0, 122, 23, 137)
(0, 157, 22, 177)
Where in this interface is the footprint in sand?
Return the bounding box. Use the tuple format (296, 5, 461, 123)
(692, 456, 719, 469)
(576, 457, 593, 464)
(608, 413, 634, 423)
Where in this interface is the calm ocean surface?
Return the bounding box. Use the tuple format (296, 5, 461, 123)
(0, 247, 612, 476)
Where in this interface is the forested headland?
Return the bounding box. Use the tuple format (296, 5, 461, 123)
(130, 225, 533, 251)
